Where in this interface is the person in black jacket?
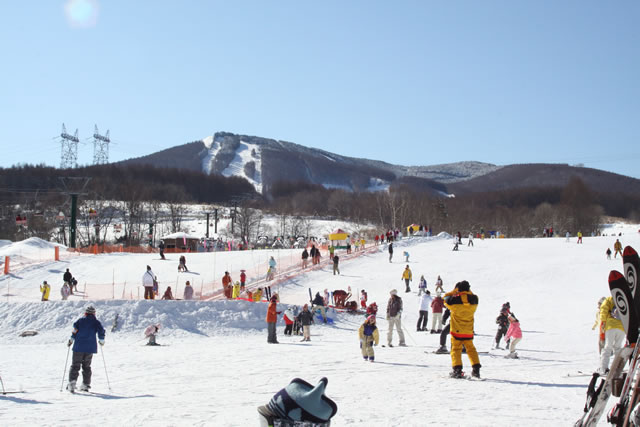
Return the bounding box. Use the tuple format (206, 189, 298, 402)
(297, 304, 315, 341)
(332, 255, 340, 275)
(494, 303, 511, 349)
(311, 292, 327, 323)
(63, 268, 72, 285)
(302, 248, 309, 268)
(66, 306, 105, 392)
(388, 243, 393, 263)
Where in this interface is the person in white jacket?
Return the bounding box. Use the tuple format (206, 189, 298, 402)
(183, 281, 194, 300)
(61, 282, 71, 300)
(417, 291, 433, 331)
(142, 265, 156, 300)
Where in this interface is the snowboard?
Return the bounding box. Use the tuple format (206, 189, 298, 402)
(576, 346, 633, 426)
(609, 270, 639, 344)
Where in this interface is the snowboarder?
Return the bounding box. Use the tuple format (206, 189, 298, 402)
(159, 240, 165, 260)
(61, 282, 71, 300)
(359, 315, 379, 361)
(40, 280, 51, 301)
(283, 308, 295, 336)
(360, 290, 368, 309)
(145, 323, 161, 346)
(505, 315, 522, 358)
(418, 275, 427, 296)
(178, 255, 188, 272)
(142, 265, 156, 300)
(430, 294, 445, 333)
(301, 248, 309, 268)
(332, 254, 340, 275)
(494, 304, 511, 349)
(614, 239, 623, 258)
(386, 289, 406, 347)
(240, 270, 247, 291)
(297, 304, 314, 342)
(66, 306, 105, 392)
(606, 248, 612, 260)
(311, 292, 327, 323)
(388, 242, 393, 263)
(161, 286, 174, 300)
(266, 295, 281, 344)
(183, 281, 194, 300)
(435, 275, 444, 294)
(599, 296, 625, 374)
(402, 265, 412, 293)
(417, 290, 432, 331)
(444, 281, 481, 379)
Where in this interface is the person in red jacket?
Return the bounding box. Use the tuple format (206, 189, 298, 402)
(240, 270, 247, 292)
(430, 295, 445, 333)
(266, 295, 281, 344)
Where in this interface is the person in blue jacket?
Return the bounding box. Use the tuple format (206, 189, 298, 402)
(66, 305, 105, 392)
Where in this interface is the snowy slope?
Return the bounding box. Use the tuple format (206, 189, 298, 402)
(2, 227, 640, 425)
(200, 135, 263, 193)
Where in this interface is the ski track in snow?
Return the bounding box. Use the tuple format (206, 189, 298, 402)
(1, 224, 640, 425)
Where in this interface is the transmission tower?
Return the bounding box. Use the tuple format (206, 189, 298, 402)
(60, 123, 80, 169)
(92, 124, 111, 165)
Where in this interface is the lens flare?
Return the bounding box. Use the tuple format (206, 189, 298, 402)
(64, 0, 99, 28)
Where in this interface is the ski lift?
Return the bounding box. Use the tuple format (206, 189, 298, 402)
(15, 215, 27, 226)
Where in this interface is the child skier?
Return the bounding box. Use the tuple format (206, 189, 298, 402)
(283, 308, 295, 336)
(178, 255, 188, 272)
(40, 280, 51, 301)
(606, 248, 612, 260)
(359, 315, 379, 362)
(360, 290, 368, 309)
(418, 275, 427, 296)
(505, 315, 522, 358)
(232, 281, 241, 299)
(495, 307, 510, 349)
(403, 251, 410, 262)
(61, 282, 71, 300)
(240, 270, 247, 291)
(435, 275, 444, 294)
(145, 323, 161, 346)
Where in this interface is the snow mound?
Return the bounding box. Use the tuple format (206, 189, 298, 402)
(436, 231, 453, 239)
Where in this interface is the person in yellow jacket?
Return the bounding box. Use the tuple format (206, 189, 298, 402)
(359, 315, 379, 362)
(599, 296, 626, 374)
(592, 297, 606, 354)
(614, 239, 623, 258)
(253, 288, 263, 302)
(40, 280, 51, 301)
(232, 281, 241, 299)
(402, 265, 412, 293)
(444, 280, 481, 379)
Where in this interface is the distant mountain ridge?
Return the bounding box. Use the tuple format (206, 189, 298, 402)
(119, 131, 640, 197)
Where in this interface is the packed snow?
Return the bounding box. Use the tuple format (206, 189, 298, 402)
(1, 225, 640, 425)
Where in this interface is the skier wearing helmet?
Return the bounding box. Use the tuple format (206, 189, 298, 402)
(359, 315, 379, 362)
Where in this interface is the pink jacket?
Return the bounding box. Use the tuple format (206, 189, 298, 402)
(505, 321, 522, 340)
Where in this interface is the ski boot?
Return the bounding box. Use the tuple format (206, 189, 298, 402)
(66, 381, 76, 393)
(450, 366, 464, 379)
(79, 383, 90, 391)
(472, 364, 481, 379)
(435, 345, 449, 354)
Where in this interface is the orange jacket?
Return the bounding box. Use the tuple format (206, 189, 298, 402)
(266, 301, 278, 323)
(222, 275, 232, 287)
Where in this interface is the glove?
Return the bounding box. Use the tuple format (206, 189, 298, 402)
(67, 338, 74, 347)
(99, 339, 105, 346)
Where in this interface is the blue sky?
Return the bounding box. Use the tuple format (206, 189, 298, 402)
(1, 1, 638, 177)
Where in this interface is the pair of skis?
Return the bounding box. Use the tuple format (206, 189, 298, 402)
(577, 246, 640, 426)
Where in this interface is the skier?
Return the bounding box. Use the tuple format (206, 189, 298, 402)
(494, 304, 511, 349)
(301, 248, 309, 268)
(145, 324, 161, 346)
(267, 256, 277, 281)
(388, 242, 393, 263)
(577, 231, 583, 244)
(283, 307, 295, 336)
(63, 268, 72, 286)
(599, 296, 625, 374)
(430, 294, 445, 333)
(40, 280, 51, 301)
(374, 234, 379, 246)
(71, 277, 79, 293)
(435, 275, 444, 294)
(61, 282, 71, 300)
(332, 254, 340, 275)
(66, 306, 105, 392)
(418, 275, 427, 296)
(360, 289, 368, 309)
(240, 270, 247, 291)
(359, 315, 379, 362)
(178, 255, 188, 272)
(606, 248, 612, 260)
(386, 289, 406, 347)
(266, 295, 281, 344)
(435, 309, 451, 353)
(614, 239, 623, 258)
(402, 265, 412, 293)
(403, 251, 410, 262)
(297, 304, 314, 342)
(468, 233, 474, 247)
(183, 281, 194, 300)
(159, 240, 165, 260)
(161, 286, 174, 300)
(311, 292, 327, 323)
(417, 290, 432, 331)
(566, 231, 571, 242)
(444, 281, 481, 379)
(452, 240, 459, 251)
(504, 314, 522, 358)
(142, 265, 156, 300)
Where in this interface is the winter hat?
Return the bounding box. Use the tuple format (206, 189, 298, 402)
(266, 377, 337, 423)
(366, 315, 376, 323)
(390, 289, 398, 296)
(85, 306, 96, 315)
(456, 281, 470, 292)
(271, 295, 278, 302)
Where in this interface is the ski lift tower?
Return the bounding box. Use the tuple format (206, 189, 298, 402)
(59, 123, 80, 169)
(92, 124, 111, 165)
(59, 177, 91, 249)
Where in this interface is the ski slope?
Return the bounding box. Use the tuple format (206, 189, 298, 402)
(1, 225, 639, 426)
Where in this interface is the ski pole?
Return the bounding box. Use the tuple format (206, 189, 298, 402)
(60, 345, 70, 392)
(1, 372, 5, 394)
(100, 345, 112, 391)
